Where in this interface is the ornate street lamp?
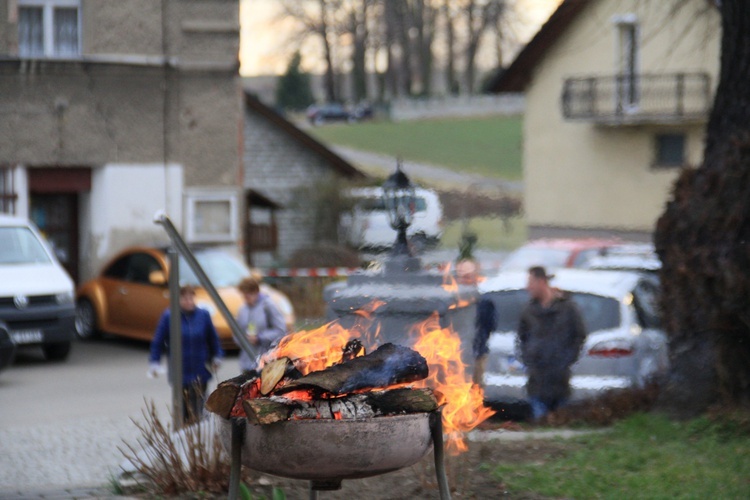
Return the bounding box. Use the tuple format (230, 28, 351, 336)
(382, 160, 416, 256)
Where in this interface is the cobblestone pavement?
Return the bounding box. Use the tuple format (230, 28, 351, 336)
(0, 415, 145, 498)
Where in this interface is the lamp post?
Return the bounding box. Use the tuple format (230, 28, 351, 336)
(382, 160, 416, 257)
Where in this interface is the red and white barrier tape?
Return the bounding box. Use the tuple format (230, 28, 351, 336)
(262, 267, 361, 278)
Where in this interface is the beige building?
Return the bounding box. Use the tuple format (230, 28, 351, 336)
(491, 0, 720, 241)
(0, 0, 242, 282)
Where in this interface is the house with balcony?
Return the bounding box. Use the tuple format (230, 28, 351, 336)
(0, 0, 242, 283)
(490, 0, 720, 241)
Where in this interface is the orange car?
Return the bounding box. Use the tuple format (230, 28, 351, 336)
(75, 246, 262, 350)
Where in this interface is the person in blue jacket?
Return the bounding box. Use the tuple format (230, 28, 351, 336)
(148, 285, 223, 424)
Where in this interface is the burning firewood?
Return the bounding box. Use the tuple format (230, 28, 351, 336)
(260, 357, 296, 396)
(240, 388, 438, 425)
(242, 398, 293, 425)
(205, 370, 259, 419)
(276, 343, 428, 396)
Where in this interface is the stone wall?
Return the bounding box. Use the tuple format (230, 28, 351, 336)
(244, 110, 349, 265)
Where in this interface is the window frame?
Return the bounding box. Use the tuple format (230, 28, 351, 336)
(17, 0, 81, 58)
(185, 189, 241, 244)
(653, 132, 687, 168)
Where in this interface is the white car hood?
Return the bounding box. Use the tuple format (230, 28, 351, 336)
(0, 263, 74, 296)
(489, 327, 629, 354)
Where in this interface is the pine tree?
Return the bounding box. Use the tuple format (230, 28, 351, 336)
(275, 52, 315, 111)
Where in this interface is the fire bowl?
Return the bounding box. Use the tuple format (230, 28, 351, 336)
(217, 413, 433, 481)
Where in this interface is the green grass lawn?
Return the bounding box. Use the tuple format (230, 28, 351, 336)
(441, 216, 527, 252)
(307, 115, 523, 181)
(492, 413, 750, 498)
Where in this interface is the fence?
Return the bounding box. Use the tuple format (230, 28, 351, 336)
(389, 93, 525, 121)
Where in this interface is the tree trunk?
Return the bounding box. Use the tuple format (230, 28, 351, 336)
(443, 0, 458, 95)
(318, 0, 337, 102)
(654, 0, 750, 417)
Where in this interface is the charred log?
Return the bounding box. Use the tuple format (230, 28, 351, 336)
(243, 398, 294, 425)
(205, 370, 259, 419)
(366, 388, 438, 414)
(240, 388, 437, 424)
(276, 343, 429, 396)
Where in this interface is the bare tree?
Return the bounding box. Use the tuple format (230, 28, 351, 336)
(280, 0, 340, 102)
(655, 0, 750, 416)
(461, 0, 505, 94)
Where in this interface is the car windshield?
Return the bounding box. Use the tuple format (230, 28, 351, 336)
(179, 250, 250, 288)
(483, 289, 620, 334)
(501, 247, 571, 271)
(0, 227, 52, 265)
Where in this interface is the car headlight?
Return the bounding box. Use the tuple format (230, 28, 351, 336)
(56, 291, 74, 305)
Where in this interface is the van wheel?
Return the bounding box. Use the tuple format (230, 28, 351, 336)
(43, 341, 71, 361)
(75, 299, 100, 340)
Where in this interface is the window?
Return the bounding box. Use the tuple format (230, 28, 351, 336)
(654, 133, 686, 167)
(18, 0, 80, 58)
(185, 190, 240, 243)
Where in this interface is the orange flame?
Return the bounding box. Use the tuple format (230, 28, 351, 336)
(409, 313, 495, 454)
(441, 263, 472, 309)
(261, 302, 494, 454)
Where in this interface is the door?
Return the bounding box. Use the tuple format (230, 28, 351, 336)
(30, 194, 79, 282)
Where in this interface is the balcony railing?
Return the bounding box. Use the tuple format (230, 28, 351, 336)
(561, 73, 711, 125)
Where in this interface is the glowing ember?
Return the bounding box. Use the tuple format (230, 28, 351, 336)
(261, 302, 495, 455)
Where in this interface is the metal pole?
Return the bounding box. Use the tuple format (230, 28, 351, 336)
(154, 213, 259, 359)
(168, 248, 183, 430)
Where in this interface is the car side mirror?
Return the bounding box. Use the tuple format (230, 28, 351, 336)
(149, 270, 167, 286)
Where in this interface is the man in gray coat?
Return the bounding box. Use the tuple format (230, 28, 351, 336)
(518, 266, 587, 420)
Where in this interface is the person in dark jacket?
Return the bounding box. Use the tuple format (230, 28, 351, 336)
(472, 296, 497, 386)
(518, 266, 586, 420)
(148, 285, 223, 424)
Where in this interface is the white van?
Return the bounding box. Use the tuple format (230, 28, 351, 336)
(0, 214, 76, 361)
(341, 187, 443, 251)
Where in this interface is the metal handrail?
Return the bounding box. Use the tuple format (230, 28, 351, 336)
(154, 212, 259, 359)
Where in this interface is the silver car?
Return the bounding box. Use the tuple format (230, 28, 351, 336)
(477, 269, 668, 404)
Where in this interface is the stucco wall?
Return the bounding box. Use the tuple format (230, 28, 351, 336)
(523, 0, 720, 235)
(83, 0, 163, 56)
(243, 111, 349, 265)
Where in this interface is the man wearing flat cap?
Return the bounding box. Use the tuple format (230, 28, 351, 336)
(518, 266, 586, 420)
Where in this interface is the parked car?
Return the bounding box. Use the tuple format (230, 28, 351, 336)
(500, 238, 621, 271)
(583, 242, 661, 273)
(340, 187, 444, 252)
(306, 103, 353, 125)
(0, 214, 76, 362)
(75, 246, 293, 350)
(477, 269, 667, 406)
(0, 323, 16, 374)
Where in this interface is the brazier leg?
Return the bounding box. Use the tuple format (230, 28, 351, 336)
(430, 410, 451, 500)
(228, 418, 244, 500)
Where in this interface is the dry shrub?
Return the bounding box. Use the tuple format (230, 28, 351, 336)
(118, 400, 247, 496)
(543, 383, 661, 427)
(438, 189, 522, 221)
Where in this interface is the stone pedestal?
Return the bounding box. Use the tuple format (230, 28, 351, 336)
(326, 255, 479, 371)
